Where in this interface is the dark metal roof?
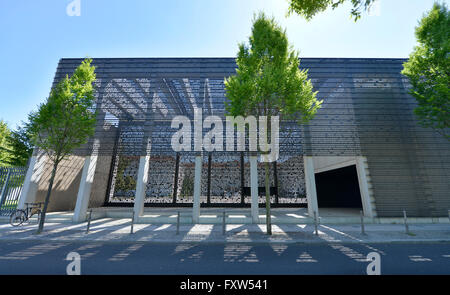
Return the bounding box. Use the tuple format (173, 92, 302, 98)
(53, 57, 416, 155)
(51, 56, 449, 159)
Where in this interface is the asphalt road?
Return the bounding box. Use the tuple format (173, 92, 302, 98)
(0, 240, 448, 275)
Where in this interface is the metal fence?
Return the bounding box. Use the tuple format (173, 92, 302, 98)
(0, 167, 27, 216)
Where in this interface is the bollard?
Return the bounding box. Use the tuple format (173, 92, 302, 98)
(222, 211, 226, 235)
(85, 209, 92, 234)
(313, 211, 318, 236)
(176, 211, 180, 235)
(403, 209, 409, 234)
(360, 210, 366, 235)
(130, 210, 135, 234)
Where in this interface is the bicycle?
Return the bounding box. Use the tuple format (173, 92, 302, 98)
(9, 202, 44, 227)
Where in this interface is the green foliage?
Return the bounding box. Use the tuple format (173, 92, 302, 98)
(225, 12, 322, 123)
(0, 120, 13, 166)
(402, 3, 450, 140)
(29, 58, 97, 234)
(0, 120, 33, 167)
(114, 156, 138, 194)
(28, 58, 98, 164)
(6, 123, 33, 166)
(287, 0, 375, 21)
(180, 172, 194, 198)
(225, 13, 322, 235)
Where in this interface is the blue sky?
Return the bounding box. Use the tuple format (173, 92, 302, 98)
(0, 0, 442, 129)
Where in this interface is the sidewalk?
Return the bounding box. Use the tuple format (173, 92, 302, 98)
(0, 218, 449, 244)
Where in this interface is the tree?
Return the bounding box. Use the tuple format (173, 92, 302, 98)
(287, 0, 376, 21)
(0, 120, 13, 166)
(28, 58, 97, 234)
(402, 3, 449, 140)
(6, 122, 34, 166)
(225, 13, 322, 235)
(0, 120, 34, 167)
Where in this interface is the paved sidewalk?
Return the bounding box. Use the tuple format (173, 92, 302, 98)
(0, 218, 449, 244)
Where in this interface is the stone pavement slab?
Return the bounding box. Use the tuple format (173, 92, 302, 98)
(0, 218, 448, 244)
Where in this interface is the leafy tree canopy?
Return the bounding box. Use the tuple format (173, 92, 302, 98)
(0, 120, 13, 166)
(225, 13, 322, 235)
(402, 3, 449, 140)
(287, 0, 375, 21)
(28, 58, 97, 164)
(225, 12, 322, 123)
(28, 58, 97, 234)
(7, 123, 34, 166)
(0, 120, 34, 167)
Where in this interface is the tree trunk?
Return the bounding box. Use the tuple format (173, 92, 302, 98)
(264, 161, 272, 235)
(36, 161, 58, 234)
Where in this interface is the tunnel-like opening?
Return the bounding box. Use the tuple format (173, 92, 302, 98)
(315, 165, 363, 209)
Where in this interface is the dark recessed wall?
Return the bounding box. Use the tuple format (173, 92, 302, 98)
(315, 165, 363, 208)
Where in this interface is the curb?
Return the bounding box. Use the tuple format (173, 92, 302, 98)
(1, 237, 450, 245)
(1, 230, 450, 245)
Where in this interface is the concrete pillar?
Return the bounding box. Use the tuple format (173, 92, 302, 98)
(192, 154, 202, 223)
(133, 155, 150, 219)
(17, 152, 45, 210)
(250, 156, 259, 223)
(73, 154, 98, 222)
(356, 157, 374, 218)
(134, 97, 154, 221)
(73, 92, 105, 221)
(304, 156, 319, 217)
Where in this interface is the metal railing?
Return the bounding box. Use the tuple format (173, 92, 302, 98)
(0, 167, 27, 216)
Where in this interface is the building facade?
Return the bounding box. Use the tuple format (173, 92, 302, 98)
(18, 58, 450, 221)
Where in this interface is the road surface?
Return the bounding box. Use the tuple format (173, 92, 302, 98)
(0, 240, 449, 275)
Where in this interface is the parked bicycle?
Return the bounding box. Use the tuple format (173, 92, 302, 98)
(9, 202, 44, 226)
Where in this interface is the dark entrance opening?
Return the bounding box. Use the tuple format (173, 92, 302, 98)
(315, 165, 362, 208)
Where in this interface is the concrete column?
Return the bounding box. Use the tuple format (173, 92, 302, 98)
(73, 154, 98, 222)
(304, 156, 319, 217)
(134, 96, 153, 221)
(133, 155, 150, 219)
(356, 157, 374, 218)
(73, 92, 105, 221)
(250, 156, 259, 223)
(192, 154, 202, 223)
(17, 152, 45, 210)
